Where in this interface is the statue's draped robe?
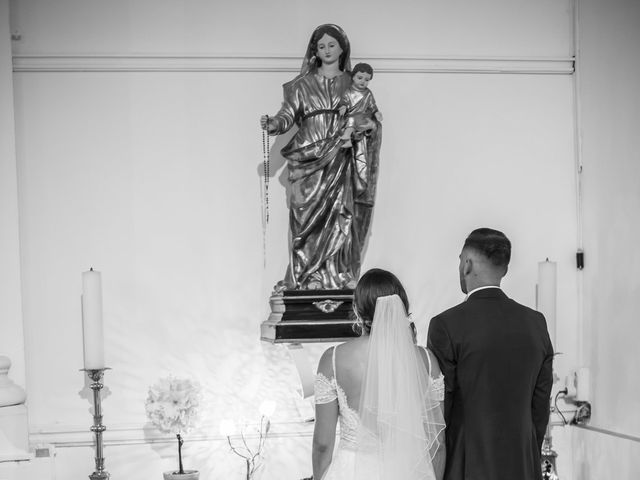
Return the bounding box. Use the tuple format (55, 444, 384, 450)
(270, 72, 381, 290)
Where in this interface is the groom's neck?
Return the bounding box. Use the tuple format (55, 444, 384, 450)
(464, 275, 502, 293)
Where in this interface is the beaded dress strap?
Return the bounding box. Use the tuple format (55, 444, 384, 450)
(331, 344, 338, 381)
(421, 345, 432, 375)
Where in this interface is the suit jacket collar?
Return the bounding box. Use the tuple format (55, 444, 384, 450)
(466, 286, 507, 301)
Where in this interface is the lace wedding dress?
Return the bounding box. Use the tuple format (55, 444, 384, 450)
(315, 318, 445, 480)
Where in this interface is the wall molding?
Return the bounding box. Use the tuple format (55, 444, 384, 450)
(12, 54, 574, 74)
(575, 424, 640, 443)
(29, 421, 314, 448)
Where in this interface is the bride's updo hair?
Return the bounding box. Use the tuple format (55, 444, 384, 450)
(353, 268, 410, 335)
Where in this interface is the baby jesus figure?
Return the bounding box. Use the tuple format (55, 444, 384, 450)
(338, 62, 383, 148)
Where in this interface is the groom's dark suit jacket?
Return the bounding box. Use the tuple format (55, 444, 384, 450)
(428, 288, 553, 480)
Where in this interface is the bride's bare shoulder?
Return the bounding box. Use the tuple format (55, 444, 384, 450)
(334, 338, 368, 369)
(339, 337, 368, 352)
(317, 345, 337, 376)
(317, 340, 360, 373)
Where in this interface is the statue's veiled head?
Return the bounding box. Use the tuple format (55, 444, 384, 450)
(302, 24, 351, 73)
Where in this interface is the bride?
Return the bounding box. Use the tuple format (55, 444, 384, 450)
(313, 269, 446, 480)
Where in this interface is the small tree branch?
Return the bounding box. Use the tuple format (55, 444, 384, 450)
(227, 436, 253, 459)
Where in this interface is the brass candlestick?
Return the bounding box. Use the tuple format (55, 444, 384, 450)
(541, 425, 559, 479)
(541, 399, 559, 480)
(83, 368, 110, 480)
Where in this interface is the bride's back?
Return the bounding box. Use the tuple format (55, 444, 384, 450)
(334, 336, 430, 413)
(333, 338, 368, 412)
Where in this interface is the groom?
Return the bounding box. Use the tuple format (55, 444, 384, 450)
(427, 228, 553, 480)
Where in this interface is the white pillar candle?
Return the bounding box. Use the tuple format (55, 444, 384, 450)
(536, 259, 557, 348)
(82, 269, 105, 370)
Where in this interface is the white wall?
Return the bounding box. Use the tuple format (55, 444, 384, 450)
(0, 0, 26, 390)
(9, 0, 572, 57)
(574, 0, 640, 476)
(8, 1, 582, 479)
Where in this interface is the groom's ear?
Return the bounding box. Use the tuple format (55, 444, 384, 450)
(463, 257, 473, 276)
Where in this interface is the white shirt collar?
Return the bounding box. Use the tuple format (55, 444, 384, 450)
(465, 285, 502, 301)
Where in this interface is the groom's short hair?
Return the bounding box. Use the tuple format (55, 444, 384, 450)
(464, 228, 511, 267)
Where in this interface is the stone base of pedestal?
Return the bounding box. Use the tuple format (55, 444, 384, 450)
(261, 289, 359, 343)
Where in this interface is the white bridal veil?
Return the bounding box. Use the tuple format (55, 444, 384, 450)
(355, 295, 445, 480)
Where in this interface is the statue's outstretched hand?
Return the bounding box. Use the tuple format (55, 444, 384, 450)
(260, 115, 275, 134)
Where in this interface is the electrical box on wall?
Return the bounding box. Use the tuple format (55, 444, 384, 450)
(564, 367, 592, 425)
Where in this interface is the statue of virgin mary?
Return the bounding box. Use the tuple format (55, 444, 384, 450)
(261, 24, 382, 291)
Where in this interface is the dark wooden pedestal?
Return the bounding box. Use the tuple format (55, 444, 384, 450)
(260, 289, 359, 343)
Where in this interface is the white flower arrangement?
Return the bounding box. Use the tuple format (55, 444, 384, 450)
(146, 376, 202, 476)
(146, 376, 201, 434)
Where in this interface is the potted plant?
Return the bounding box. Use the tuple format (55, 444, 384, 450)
(146, 376, 202, 480)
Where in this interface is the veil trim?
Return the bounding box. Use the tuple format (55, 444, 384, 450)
(354, 294, 445, 480)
